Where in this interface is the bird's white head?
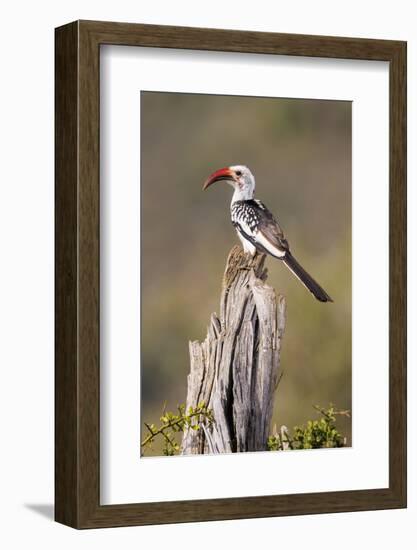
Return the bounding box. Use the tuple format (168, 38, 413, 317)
(203, 165, 255, 202)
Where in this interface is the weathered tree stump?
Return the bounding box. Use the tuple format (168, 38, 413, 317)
(181, 245, 286, 455)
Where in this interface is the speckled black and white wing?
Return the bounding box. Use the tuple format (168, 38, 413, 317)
(231, 199, 289, 258)
(230, 199, 332, 302)
(231, 199, 333, 301)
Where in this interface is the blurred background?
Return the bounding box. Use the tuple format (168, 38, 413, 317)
(140, 91, 352, 456)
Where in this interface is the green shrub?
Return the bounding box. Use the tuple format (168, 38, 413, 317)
(267, 405, 349, 451)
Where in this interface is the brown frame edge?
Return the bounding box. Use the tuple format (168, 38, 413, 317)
(55, 20, 407, 529)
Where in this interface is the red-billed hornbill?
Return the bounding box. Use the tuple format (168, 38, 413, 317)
(203, 165, 333, 303)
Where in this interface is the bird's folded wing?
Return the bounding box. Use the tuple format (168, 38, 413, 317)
(255, 229, 287, 258)
(253, 203, 289, 258)
(255, 225, 288, 258)
(232, 199, 290, 259)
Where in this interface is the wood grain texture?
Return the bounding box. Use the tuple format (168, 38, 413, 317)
(181, 247, 286, 455)
(55, 21, 79, 527)
(55, 20, 407, 529)
(388, 41, 407, 505)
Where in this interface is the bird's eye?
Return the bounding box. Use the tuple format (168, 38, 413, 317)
(235, 170, 242, 176)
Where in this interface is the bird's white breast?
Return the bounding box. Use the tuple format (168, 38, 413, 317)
(236, 230, 257, 256)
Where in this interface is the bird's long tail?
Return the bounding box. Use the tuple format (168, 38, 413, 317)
(283, 252, 333, 303)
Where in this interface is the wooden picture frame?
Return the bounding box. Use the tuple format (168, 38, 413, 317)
(55, 20, 407, 528)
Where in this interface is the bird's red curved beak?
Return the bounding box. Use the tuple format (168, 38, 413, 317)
(203, 167, 235, 190)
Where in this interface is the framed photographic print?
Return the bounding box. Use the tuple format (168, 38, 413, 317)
(55, 20, 406, 528)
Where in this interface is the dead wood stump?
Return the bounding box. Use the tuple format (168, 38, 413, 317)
(181, 245, 286, 454)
